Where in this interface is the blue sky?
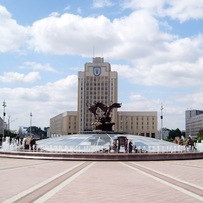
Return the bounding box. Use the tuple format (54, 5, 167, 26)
(1, 0, 203, 131)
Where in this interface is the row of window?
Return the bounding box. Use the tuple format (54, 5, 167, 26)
(86, 76, 109, 82)
(120, 116, 155, 121)
(85, 87, 109, 90)
(86, 91, 108, 94)
(85, 96, 109, 100)
(119, 125, 155, 130)
(120, 122, 155, 126)
(85, 82, 110, 86)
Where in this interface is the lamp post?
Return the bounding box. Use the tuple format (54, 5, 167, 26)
(2, 100, 6, 142)
(30, 112, 32, 137)
(160, 105, 164, 140)
(189, 110, 192, 136)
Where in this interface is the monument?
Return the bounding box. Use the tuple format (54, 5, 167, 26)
(88, 102, 121, 131)
(88, 102, 129, 152)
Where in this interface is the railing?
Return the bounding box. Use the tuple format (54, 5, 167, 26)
(10, 144, 199, 154)
(1, 137, 202, 154)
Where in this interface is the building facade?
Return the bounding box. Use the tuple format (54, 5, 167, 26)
(78, 57, 118, 132)
(185, 109, 203, 137)
(117, 111, 157, 138)
(50, 111, 78, 136)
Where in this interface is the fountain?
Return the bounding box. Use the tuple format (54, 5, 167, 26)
(35, 102, 198, 155)
(1, 137, 18, 151)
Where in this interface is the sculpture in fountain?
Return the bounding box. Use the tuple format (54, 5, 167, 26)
(88, 102, 121, 131)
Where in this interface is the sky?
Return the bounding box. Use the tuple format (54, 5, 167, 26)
(0, 0, 203, 131)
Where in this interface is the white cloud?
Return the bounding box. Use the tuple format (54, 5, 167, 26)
(28, 10, 173, 59)
(165, 0, 203, 22)
(176, 91, 203, 109)
(129, 94, 145, 101)
(0, 5, 28, 52)
(4, 3, 200, 68)
(0, 4, 11, 18)
(113, 56, 203, 88)
(20, 61, 58, 72)
(0, 72, 40, 83)
(112, 32, 203, 88)
(64, 6, 70, 11)
(92, 0, 113, 8)
(77, 8, 82, 14)
(122, 0, 203, 22)
(122, 0, 165, 14)
(28, 13, 117, 55)
(1, 75, 78, 129)
(110, 11, 173, 59)
(49, 12, 60, 17)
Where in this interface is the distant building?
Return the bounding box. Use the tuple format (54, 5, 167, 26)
(50, 57, 158, 137)
(50, 111, 78, 136)
(185, 110, 203, 137)
(117, 111, 157, 138)
(158, 128, 170, 140)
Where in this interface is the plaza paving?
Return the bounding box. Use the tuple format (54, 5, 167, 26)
(0, 157, 203, 203)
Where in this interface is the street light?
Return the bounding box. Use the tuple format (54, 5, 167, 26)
(30, 112, 32, 137)
(189, 110, 192, 136)
(160, 105, 164, 140)
(2, 100, 6, 142)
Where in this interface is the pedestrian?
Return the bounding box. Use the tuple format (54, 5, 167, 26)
(129, 141, 133, 153)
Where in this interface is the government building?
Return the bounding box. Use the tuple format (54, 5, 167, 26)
(50, 57, 157, 138)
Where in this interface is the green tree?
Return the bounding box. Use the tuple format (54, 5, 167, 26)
(168, 128, 182, 140)
(27, 126, 47, 139)
(197, 128, 203, 143)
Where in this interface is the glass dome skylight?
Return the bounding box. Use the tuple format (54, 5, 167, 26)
(37, 132, 185, 153)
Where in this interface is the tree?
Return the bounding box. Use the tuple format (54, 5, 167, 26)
(197, 128, 203, 143)
(168, 128, 182, 140)
(27, 126, 47, 139)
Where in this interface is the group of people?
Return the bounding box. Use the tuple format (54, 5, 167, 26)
(6, 135, 37, 151)
(9, 135, 23, 146)
(110, 138, 134, 153)
(23, 135, 37, 150)
(174, 135, 197, 151)
(185, 136, 197, 151)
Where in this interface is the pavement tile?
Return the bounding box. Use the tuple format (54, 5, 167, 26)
(0, 158, 202, 203)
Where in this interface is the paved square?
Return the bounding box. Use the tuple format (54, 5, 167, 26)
(0, 158, 202, 203)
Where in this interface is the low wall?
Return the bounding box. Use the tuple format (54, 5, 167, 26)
(0, 150, 203, 161)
